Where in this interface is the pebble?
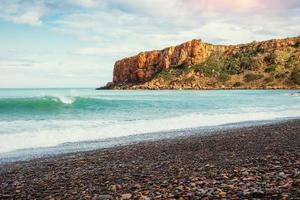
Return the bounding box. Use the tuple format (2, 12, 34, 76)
(120, 193, 132, 200)
(218, 191, 227, 198)
(279, 172, 285, 177)
(110, 185, 117, 192)
(97, 194, 113, 200)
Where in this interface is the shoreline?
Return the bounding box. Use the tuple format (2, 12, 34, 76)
(97, 86, 300, 90)
(1, 119, 300, 199)
(1, 117, 298, 164)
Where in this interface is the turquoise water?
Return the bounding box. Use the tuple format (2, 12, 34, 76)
(0, 89, 299, 162)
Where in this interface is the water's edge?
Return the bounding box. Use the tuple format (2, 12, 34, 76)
(1, 116, 298, 164)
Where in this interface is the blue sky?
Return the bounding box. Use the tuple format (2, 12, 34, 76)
(0, 0, 299, 88)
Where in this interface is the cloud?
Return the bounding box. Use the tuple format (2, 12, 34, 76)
(1, 0, 299, 43)
(11, 9, 43, 26)
(185, 0, 300, 13)
(69, 0, 105, 8)
(0, 54, 111, 87)
(50, 0, 300, 49)
(0, 0, 44, 26)
(111, 0, 188, 18)
(73, 46, 135, 56)
(0, 59, 38, 69)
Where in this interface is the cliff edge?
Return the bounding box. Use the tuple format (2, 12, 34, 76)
(101, 36, 300, 89)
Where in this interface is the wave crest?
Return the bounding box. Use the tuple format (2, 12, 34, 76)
(0, 96, 77, 112)
(53, 96, 75, 104)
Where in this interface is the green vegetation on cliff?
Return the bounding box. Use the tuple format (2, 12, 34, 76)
(290, 69, 300, 85)
(150, 41, 299, 89)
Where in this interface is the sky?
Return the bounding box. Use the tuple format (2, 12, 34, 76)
(0, 0, 299, 88)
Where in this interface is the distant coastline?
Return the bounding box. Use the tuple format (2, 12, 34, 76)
(99, 36, 300, 90)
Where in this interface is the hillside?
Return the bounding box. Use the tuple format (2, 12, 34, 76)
(101, 36, 300, 89)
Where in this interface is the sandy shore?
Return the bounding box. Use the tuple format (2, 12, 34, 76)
(1, 120, 300, 199)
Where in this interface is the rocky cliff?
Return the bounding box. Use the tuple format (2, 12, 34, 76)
(101, 36, 300, 89)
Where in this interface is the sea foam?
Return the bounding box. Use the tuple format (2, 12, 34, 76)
(0, 108, 299, 154)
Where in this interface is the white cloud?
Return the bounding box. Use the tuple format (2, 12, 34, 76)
(69, 0, 104, 8)
(0, 0, 44, 26)
(0, 60, 37, 69)
(112, 0, 188, 18)
(1, 0, 299, 44)
(0, 55, 111, 87)
(11, 10, 43, 26)
(73, 46, 135, 56)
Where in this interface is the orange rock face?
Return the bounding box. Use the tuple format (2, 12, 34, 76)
(113, 39, 224, 84)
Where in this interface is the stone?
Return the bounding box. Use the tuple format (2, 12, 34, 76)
(97, 194, 113, 200)
(218, 191, 227, 198)
(110, 185, 117, 192)
(120, 193, 132, 200)
(279, 172, 285, 177)
(242, 171, 249, 176)
(133, 183, 141, 189)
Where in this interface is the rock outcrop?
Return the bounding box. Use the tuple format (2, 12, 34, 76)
(101, 36, 300, 89)
(113, 40, 226, 83)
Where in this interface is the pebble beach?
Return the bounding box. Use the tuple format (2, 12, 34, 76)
(1, 119, 299, 199)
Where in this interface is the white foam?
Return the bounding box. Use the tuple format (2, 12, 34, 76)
(0, 109, 300, 154)
(54, 95, 75, 104)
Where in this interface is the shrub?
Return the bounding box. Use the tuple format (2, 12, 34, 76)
(286, 56, 299, 68)
(290, 69, 300, 85)
(233, 50, 258, 58)
(170, 68, 184, 76)
(224, 59, 242, 75)
(193, 54, 225, 77)
(174, 63, 185, 68)
(240, 56, 259, 70)
(264, 77, 274, 83)
(183, 66, 194, 74)
(156, 70, 173, 81)
(244, 73, 264, 82)
(277, 50, 292, 63)
(264, 65, 277, 73)
(264, 53, 278, 64)
(224, 52, 259, 75)
(193, 64, 213, 76)
(219, 71, 231, 82)
(184, 76, 196, 84)
(233, 82, 242, 87)
(274, 73, 286, 79)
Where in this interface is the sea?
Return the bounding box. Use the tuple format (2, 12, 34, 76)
(0, 88, 299, 163)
